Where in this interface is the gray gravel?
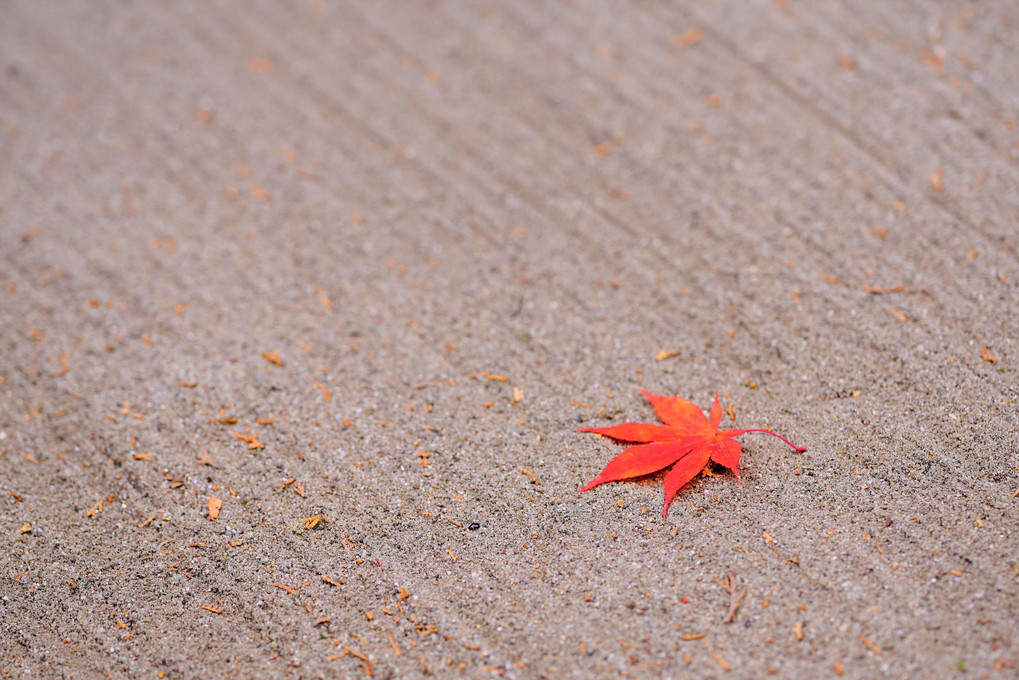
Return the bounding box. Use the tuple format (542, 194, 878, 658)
(1, 2, 1017, 678)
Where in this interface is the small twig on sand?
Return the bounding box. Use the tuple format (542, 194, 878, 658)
(714, 574, 748, 624)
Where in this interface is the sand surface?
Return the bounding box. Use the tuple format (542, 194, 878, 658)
(2, 2, 1017, 678)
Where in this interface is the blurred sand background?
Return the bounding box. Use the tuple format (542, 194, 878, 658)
(1, 1, 1017, 678)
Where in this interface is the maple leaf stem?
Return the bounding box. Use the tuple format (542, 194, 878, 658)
(740, 429, 807, 452)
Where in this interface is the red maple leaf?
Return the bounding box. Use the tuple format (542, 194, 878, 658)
(578, 389, 806, 516)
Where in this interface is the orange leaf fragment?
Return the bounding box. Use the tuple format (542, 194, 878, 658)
(53, 352, 70, 377)
(980, 347, 995, 363)
(863, 285, 905, 295)
(299, 514, 323, 529)
(929, 168, 943, 192)
(262, 352, 283, 366)
(670, 27, 703, 51)
(578, 389, 805, 516)
(315, 289, 333, 309)
(201, 604, 223, 614)
(208, 496, 222, 521)
(248, 57, 275, 74)
(704, 93, 723, 108)
(231, 431, 264, 450)
(518, 467, 539, 484)
(656, 350, 679, 361)
(314, 380, 332, 402)
(710, 653, 731, 670)
(482, 372, 509, 382)
(860, 634, 882, 655)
